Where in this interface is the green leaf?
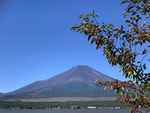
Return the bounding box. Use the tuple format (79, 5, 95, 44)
(127, 6, 134, 12)
(141, 49, 147, 55)
(135, 93, 138, 99)
(88, 34, 92, 41)
(143, 64, 146, 70)
(92, 10, 95, 17)
(120, 91, 123, 96)
(120, 0, 128, 4)
(91, 39, 95, 44)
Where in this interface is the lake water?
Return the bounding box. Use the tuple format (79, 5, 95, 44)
(0, 109, 142, 113)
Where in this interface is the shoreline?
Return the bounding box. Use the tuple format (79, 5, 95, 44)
(0, 107, 129, 110)
(0, 100, 129, 110)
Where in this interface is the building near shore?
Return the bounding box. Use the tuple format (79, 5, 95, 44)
(87, 106, 96, 109)
(71, 105, 80, 109)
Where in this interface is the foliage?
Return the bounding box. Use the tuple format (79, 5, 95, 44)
(0, 101, 128, 109)
(71, 0, 150, 112)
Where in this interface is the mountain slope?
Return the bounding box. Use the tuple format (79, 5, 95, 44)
(2, 65, 117, 99)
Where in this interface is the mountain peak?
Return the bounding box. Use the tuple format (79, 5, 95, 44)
(72, 65, 92, 70)
(74, 65, 90, 67)
(3, 65, 116, 98)
(59, 65, 115, 84)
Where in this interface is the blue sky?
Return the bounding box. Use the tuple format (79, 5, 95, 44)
(0, 0, 130, 93)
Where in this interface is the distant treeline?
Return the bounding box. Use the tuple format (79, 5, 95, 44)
(0, 101, 129, 109)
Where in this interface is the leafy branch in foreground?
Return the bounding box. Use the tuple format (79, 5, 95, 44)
(71, 0, 150, 112)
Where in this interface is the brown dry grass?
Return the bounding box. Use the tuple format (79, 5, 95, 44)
(6, 97, 116, 102)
